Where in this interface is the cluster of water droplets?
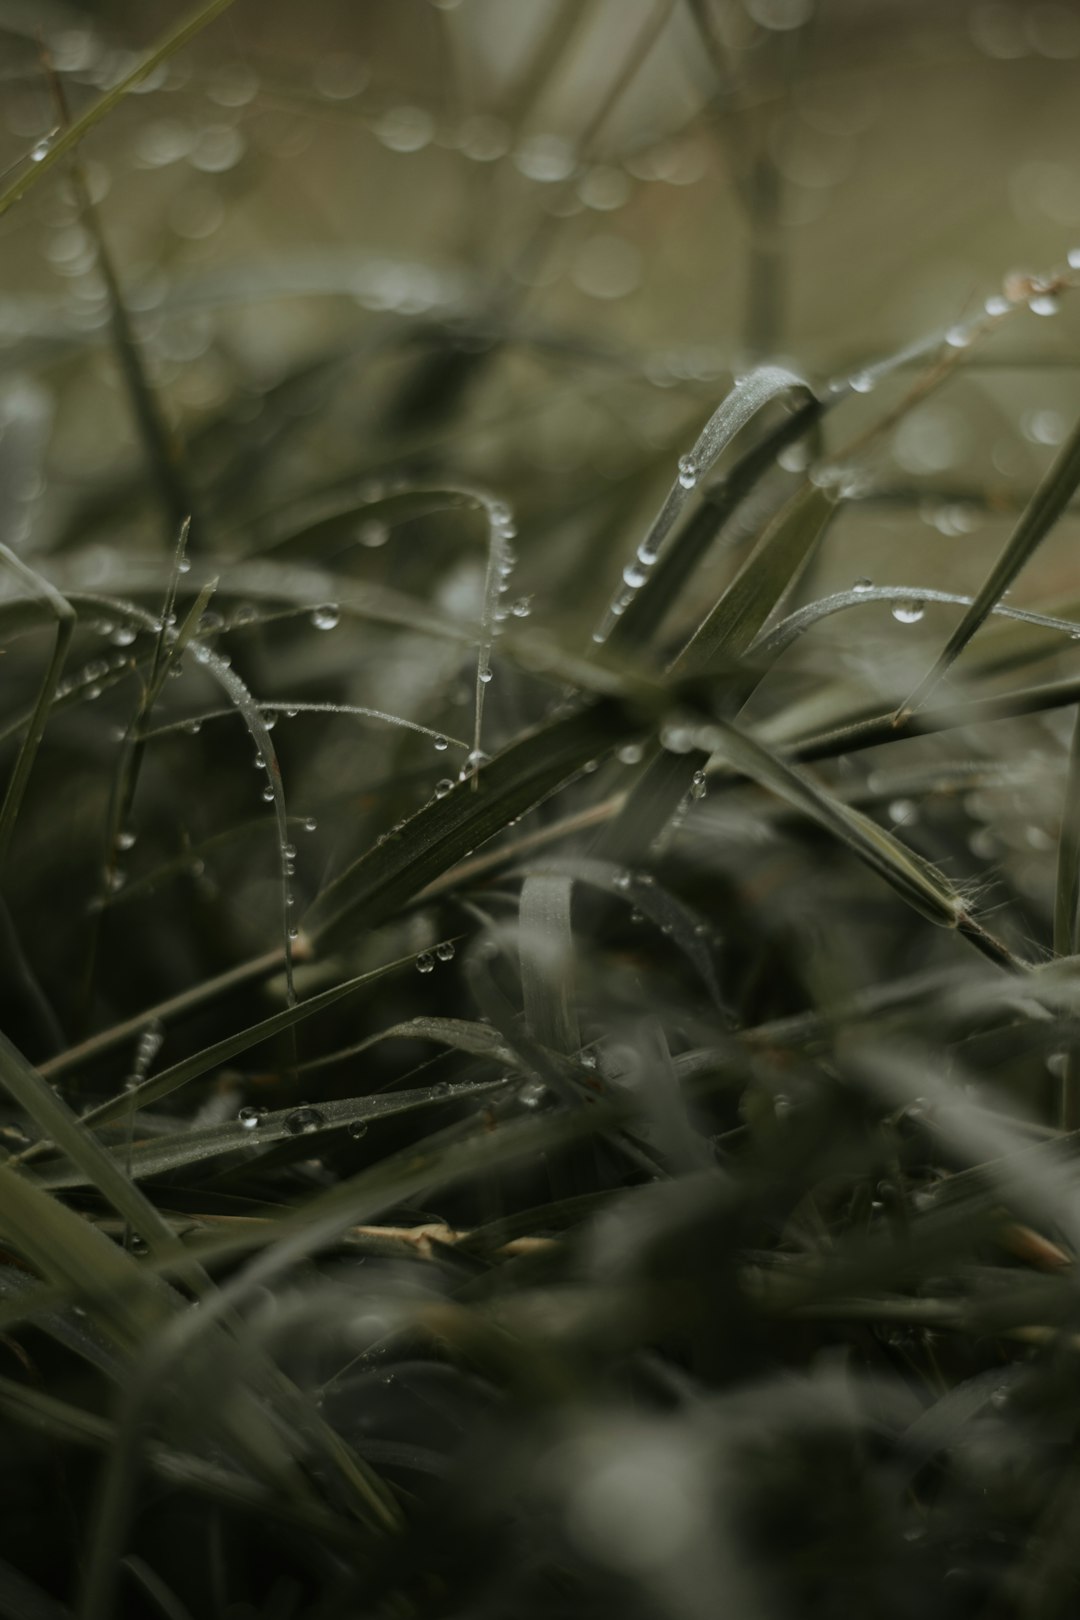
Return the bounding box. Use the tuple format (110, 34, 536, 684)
(124, 1020, 164, 1097)
(416, 940, 456, 974)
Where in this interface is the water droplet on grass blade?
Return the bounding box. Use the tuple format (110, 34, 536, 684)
(853, 577, 873, 593)
(285, 1106, 324, 1135)
(892, 600, 925, 624)
(262, 784, 275, 802)
(1029, 292, 1060, 316)
(238, 1106, 263, 1130)
(348, 1120, 368, 1140)
(416, 951, 435, 973)
(31, 129, 58, 162)
(677, 454, 698, 489)
(435, 941, 455, 961)
(311, 604, 340, 630)
(434, 734, 448, 751)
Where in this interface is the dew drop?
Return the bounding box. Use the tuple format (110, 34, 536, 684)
(303, 816, 318, 832)
(852, 577, 873, 593)
(849, 370, 876, 393)
(311, 603, 340, 630)
(1069, 248, 1080, 270)
(358, 519, 389, 548)
(479, 668, 493, 684)
(348, 1120, 368, 1140)
(116, 828, 137, 851)
(183, 718, 202, 735)
(433, 734, 448, 751)
(110, 623, 137, 646)
(435, 778, 454, 797)
(892, 599, 925, 624)
(30, 129, 58, 163)
(520, 1080, 547, 1109)
(945, 324, 972, 349)
(435, 940, 455, 961)
(285, 1106, 324, 1136)
(510, 595, 532, 618)
(677, 453, 698, 489)
(690, 769, 707, 800)
(281, 842, 297, 860)
(416, 951, 435, 974)
(984, 293, 1010, 316)
(238, 1105, 263, 1130)
(888, 798, 917, 825)
(262, 784, 275, 802)
(622, 562, 648, 589)
(618, 742, 643, 765)
(1029, 292, 1060, 317)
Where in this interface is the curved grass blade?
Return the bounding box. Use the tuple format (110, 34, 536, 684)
(0, 0, 242, 221)
(900, 407, 1080, 718)
(607, 389, 822, 652)
(592, 365, 815, 645)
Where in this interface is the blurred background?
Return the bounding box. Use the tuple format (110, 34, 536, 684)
(4, 0, 1080, 1018)
(2, 0, 1080, 525)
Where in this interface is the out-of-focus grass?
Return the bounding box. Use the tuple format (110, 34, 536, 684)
(4, 3, 1080, 1618)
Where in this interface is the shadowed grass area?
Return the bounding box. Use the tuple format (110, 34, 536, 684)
(4, 4, 1080, 1618)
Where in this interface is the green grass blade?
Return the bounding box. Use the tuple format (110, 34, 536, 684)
(520, 874, 579, 1054)
(302, 694, 649, 951)
(34, 1077, 509, 1190)
(699, 718, 1020, 967)
(607, 390, 822, 652)
(78, 950, 424, 1130)
(671, 482, 839, 674)
(901, 407, 1080, 717)
(0, 0, 242, 221)
(0, 546, 75, 866)
(0, 1032, 178, 1254)
(592, 366, 815, 646)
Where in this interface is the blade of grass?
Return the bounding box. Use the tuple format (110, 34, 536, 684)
(698, 718, 1021, 969)
(76, 946, 433, 1131)
(33, 1076, 510, 1190)
(591, 366, 815, 646)
(0, 0, 243, 221)
(520, 874, 579, 1055)
(302, 693, 651, 952)
(900, 407, 1080, 719)
(0, 545, 74, 866)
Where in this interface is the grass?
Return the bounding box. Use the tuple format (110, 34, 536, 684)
(4, 3, 1080, 1617)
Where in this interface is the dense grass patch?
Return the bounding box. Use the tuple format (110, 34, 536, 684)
(3, 4, 1080, 1617)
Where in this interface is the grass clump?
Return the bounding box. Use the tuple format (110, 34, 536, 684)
(4, 4, 1080, 1617)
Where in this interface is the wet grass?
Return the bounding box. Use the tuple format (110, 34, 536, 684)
(4, 4, 1080, 1618)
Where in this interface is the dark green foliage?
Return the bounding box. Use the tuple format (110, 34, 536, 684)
(4, 5, 1080, 1619)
